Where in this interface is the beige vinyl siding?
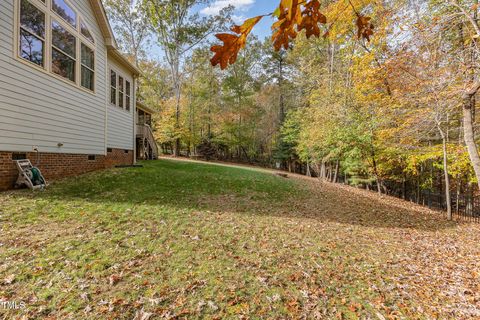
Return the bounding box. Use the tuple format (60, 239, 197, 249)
(0, 0, 107, 155)
(106, 57, 134, 150)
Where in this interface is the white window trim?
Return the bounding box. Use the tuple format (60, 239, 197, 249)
(109, 67, 132, 113)
(14, 0, 96, 94)
(118, 75, 124, 108)
(110, 69, 117, 106)
(125, 80, 131, 111)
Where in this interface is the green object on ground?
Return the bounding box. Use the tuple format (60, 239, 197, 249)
(30, 167, 43, 185)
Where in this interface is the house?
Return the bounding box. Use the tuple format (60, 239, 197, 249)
(0, 0, 156, 190)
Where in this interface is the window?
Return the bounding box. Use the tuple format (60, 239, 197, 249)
(19, 0, 45, 67)
(52, 0, 76, 28)
(16, 0, 95, 91)
(110, 70, 132, 112)
(80, 18, 94, 43)
(118, 76, 124, 108)
(107, 148, 112, 153)
(51, 20, 76, 82)
(125, 81, 131, 111)
(81, 43, 94, 91)
(110, 70, 117, 105)
(88, 155, 96, 161)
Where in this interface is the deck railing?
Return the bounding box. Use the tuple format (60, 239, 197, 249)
(136, 124, 158, 160)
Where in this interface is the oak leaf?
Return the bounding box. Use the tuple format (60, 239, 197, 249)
(271, 0, 302, 51)
(211, 1, 374, 68)
(356, 15, 374, 41)
(298, 0, 327, 39)
(210, 16, 263, 70)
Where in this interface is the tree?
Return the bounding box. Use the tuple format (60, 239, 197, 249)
(144, 0, 231, 156)
(210, 0, 374, 69)
(442, 0, 480, 191)
(103, 0, 150, 66)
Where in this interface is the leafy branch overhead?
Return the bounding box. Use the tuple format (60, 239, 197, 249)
(210, 0, 374, 69)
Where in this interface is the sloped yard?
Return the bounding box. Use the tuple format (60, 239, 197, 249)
(0, 159, 479, 319)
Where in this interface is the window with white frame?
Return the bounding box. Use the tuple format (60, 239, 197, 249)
(110, 70, 117, 105)
(118, 76, 124, 109)
(109, 69, 131, 112)
(125, 80, 131, 111)
(17, 0, 95, 91)
(81, 43, 94, 90)
(19, 0, 45, 67)
(51, 20, 76, 82)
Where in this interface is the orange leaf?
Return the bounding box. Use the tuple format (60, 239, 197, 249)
(271, 0, 301, 51)
(298, 0, 327, 39)
(356, 15, 374, 41)
(210, 16, 263, 69)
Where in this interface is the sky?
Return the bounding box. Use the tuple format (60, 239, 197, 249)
(199, 0, 275, 39)
(149, 0, 275, 60)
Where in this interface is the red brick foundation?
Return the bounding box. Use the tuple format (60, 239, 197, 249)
(0, 149, 134, 191)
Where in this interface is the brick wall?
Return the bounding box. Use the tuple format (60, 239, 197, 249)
(0, 149, 133, 191)
(105, 149, 134, 168)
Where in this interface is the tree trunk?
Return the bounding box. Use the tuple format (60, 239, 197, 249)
(333, 160, 339, 183)
(442, 136, 452, 220)
(463, 100, 480, 190)
(371, 149, 381, 194)
(457, 3, 480, 190)
(320, 161, 326, 180)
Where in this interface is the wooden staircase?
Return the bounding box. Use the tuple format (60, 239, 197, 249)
(136, 124, 158, 160)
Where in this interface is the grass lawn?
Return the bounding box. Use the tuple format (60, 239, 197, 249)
(1, 159, 479, 319)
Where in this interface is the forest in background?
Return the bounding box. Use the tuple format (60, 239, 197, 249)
(103, 0, 480, 219)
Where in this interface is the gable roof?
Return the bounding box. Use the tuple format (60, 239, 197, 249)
(108, 49, 141, 76)
(89, 0, 140, 76)
(89, 0, 116, 48)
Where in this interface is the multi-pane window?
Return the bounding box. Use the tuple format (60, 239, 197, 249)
(51, 20, 76, 82)
(118, 76, 124, 108)
(52, 0, 76, 28)
(110, 70, 132, 112)
(19, 0, 45, 67)
(81, 43, 94, 90)
(110, 70, 117, 105)
(17, 0, 95, 91)
(126, 81, 131, 111)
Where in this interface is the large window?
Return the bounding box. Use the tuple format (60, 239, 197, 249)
(52, 0, 76, 28)
(51, 20, 75, 82)
(17, 0, 95, 91)
(19, 0, 45, 67)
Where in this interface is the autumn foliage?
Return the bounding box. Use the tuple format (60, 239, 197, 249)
(210, 0, 373, 69)
(210, 16, 262, 70)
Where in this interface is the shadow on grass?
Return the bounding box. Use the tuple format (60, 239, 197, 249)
(7, 159, 457, 232)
